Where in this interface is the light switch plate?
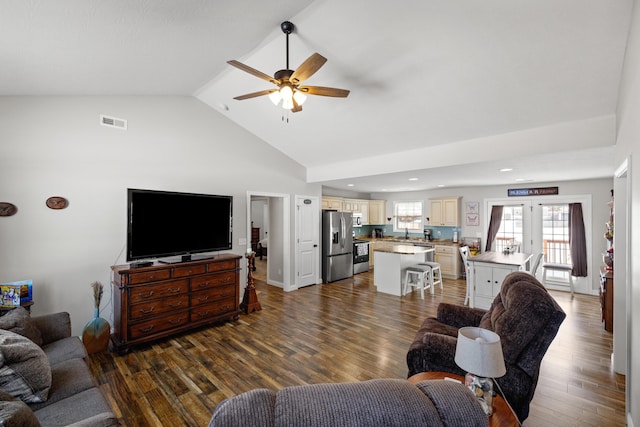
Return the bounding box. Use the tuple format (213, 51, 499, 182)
(239, 237, 247, 246)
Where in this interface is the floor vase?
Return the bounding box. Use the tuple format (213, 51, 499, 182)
(82, 308, 110, 354)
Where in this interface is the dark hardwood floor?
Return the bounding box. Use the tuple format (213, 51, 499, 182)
(88, 260, 626, 426)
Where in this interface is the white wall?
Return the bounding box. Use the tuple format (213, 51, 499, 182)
(372, 178, 612, 291)
(614, 0, 639, 423)
(0, 96, 321, 334)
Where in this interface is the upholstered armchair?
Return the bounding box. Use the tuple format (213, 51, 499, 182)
(406, 271, 566, 422)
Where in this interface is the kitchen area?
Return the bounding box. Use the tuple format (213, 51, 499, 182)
(321, 195, 482, 296)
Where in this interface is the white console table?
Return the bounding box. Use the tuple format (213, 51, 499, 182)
(468, 251, 532, 309)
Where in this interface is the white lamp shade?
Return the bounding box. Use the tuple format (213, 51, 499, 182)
(454, 327, 506, 378)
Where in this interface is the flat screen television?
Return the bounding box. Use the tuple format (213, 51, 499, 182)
(127, 188, 233, 263)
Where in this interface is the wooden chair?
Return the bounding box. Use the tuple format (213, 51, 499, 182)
(530, 252, 544, 277)
(459, 246, 471, 305)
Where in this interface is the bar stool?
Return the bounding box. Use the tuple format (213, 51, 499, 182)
(403, 265, 433, 298)
(418, 261, 443, 291)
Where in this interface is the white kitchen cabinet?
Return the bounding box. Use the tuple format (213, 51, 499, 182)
(360, 201, 369, 224)
(322, 197, 343, 211)
(434, 245, 460, 279)
(429, 197, 460, 226)
(468, 252, 532, 309)
(368, 200, 387, 225)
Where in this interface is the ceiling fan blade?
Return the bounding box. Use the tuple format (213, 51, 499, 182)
(298, 86, 350, 98)
(233, 89, 278, 100)
(290, 53, 327, 85)
(227, 60, 279, 85)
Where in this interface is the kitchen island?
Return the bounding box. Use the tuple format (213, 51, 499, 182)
(374, 245, 435, 296)
(468, 251, 532, 309)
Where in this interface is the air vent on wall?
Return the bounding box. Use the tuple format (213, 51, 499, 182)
(100, 114, 127, 130)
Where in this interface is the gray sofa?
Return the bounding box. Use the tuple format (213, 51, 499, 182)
(208, 378, 489, 427)
(0, 308, 119, 426)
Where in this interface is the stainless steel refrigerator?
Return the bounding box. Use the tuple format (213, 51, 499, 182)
(322, 211, 353, 282)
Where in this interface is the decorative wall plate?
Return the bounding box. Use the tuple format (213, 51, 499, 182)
(46, 196, 68, 210)
(0, 202, 17, 217)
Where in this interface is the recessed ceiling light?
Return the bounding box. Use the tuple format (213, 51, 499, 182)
(500, 168, 513, 172)
(347, 184, 354, 187)
(437, 184, 445, 188)
(408, 177, 419, 181)
(515, 178, 526, 182)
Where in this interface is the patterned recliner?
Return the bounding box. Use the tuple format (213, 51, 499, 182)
(406, 271, 566, 422)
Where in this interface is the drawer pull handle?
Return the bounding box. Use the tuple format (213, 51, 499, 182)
(139, 325, 155, 333)
(168, 318, 183, 325)
(169, 301, 184, 308)
(220, 292, 229, 297)
(199, 282, 210, 288)
(139, 307, 155, 314)
(198, 296, 209, 302)
(167, 287, 182, 294)
(198, 311, 210, 318)
(138, 291, 155, 298)
(219, 304, 231, 311)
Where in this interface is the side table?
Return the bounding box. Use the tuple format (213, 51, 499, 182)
(408, 371, 519, 427)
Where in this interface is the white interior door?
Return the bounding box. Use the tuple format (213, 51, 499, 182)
(296, 195, 319, 288)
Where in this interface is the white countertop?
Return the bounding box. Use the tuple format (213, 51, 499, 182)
(469, 251, 532, 266)
(374, 244, 435, 255)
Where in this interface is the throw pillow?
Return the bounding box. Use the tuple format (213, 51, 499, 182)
(0, 390, 41, 427)
(0, 330, 51, 404)
(0, 308, 43, 346)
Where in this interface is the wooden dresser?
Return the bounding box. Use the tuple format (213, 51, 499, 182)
(111, 254, 241, 354)
(599, 267, 613, 333)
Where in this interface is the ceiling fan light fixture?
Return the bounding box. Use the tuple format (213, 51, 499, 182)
(280, 85, 294, 109)
(293, 90, 307, 106)
(268, 91, 282, 106)
(228, 21, 349, 113)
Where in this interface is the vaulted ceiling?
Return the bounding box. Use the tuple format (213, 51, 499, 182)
(2, 0, 632, 192)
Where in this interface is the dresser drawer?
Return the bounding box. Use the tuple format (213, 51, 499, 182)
(129, 312, 189, 339)
(191, 272, 236, 291)
(128, 269, 171, 285)
(190, 298, 236, 321)
(173, 264, 207, 278)
(207, 260, 237, 273)
(129, 279, 188, 304)
(191, 285, 236, 306)
(129, 295, 189, 320)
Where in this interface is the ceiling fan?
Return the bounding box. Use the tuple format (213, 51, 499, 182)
(227, 21, 350, 113)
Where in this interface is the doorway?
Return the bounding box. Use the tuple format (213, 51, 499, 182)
(247, 192, 291, 291)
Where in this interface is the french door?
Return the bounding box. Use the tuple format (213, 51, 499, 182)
(486, 195, 592, 293)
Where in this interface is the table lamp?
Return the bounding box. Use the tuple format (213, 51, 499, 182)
(454, 327, 506, 416)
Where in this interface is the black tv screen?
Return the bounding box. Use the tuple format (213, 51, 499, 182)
(127, 189, 233, 262)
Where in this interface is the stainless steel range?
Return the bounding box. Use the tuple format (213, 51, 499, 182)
(353, 239, 370, 274)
